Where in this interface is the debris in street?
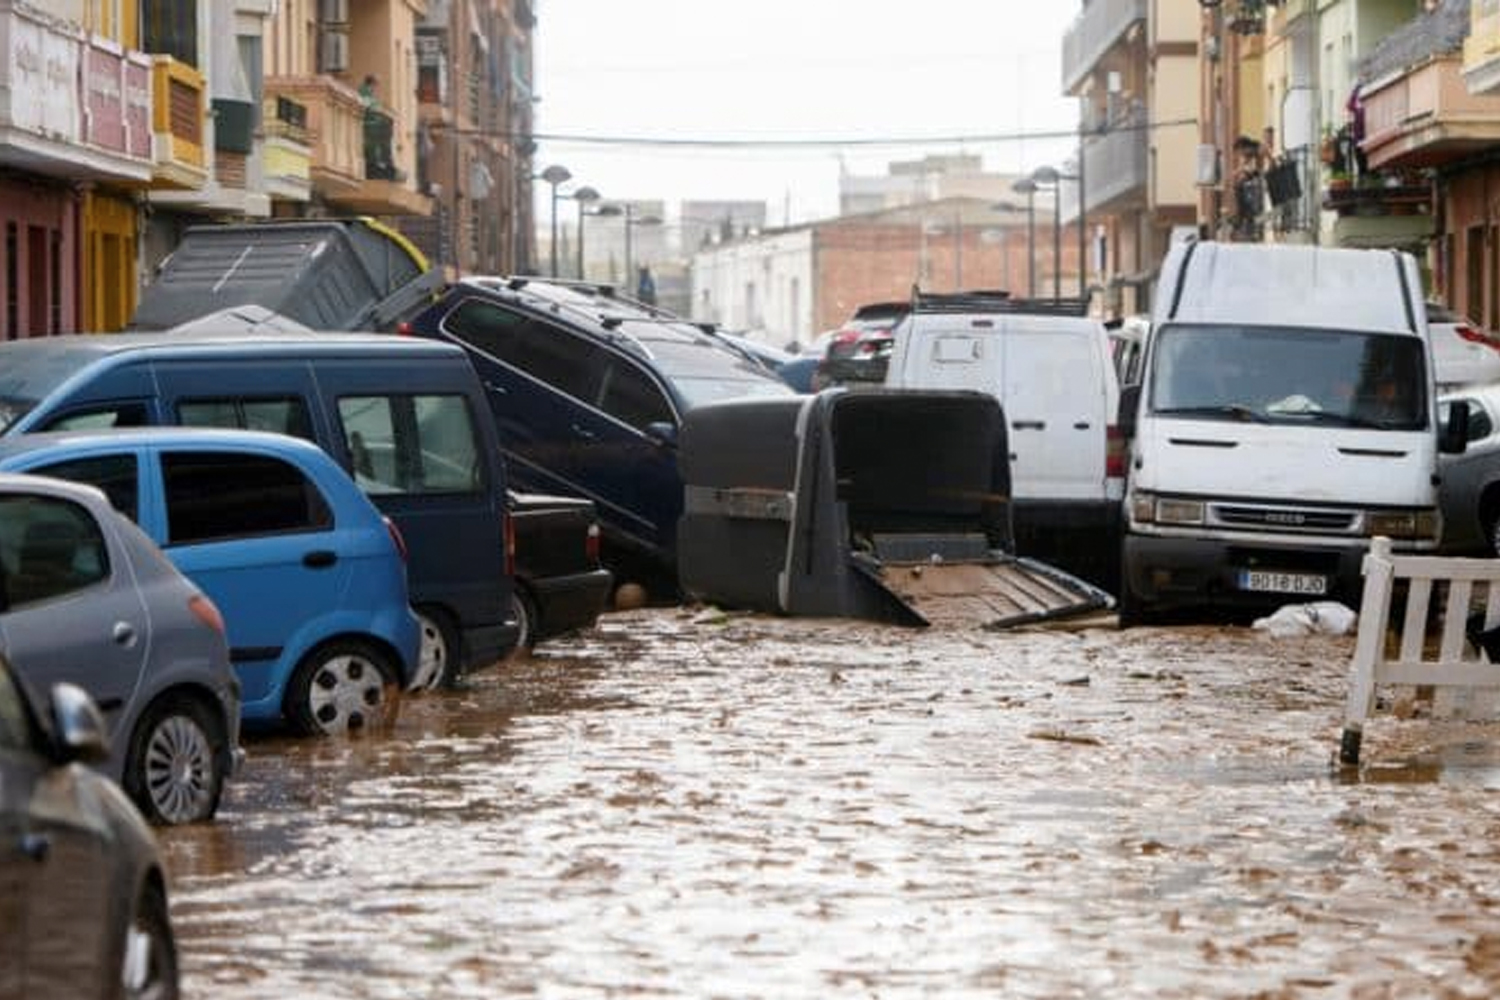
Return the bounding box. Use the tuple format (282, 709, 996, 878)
(1251, 601, 1357, 637)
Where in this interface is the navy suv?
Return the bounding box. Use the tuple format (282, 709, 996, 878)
(403, 278, 793, 592)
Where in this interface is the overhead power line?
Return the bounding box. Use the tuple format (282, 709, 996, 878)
(436, 118, 1200, 150)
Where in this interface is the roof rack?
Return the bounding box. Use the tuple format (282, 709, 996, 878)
(910, 287, 1089, 317)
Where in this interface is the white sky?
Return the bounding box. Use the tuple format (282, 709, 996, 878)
(533, 1, 1082, 227)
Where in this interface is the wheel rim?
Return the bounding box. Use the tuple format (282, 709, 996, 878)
(1490, 516, 1500, 557)
(512, 593, 532, 654)
(143, 715, 215, 825)
(413, 613, 449, 691)
(122, 906, 172, 1000)
(305, 652, 389, 734)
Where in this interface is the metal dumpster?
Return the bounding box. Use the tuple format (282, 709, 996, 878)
(678, 388, 1114, 628)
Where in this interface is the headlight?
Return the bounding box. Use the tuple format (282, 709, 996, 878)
(1367, 509, 1440, 540)
(1128, 492, 1205, 525)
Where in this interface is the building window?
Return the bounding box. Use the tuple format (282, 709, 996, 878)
(141, 0, 198, 66)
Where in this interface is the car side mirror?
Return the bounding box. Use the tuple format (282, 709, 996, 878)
(48, 682, 110, 764)
(1440, 402, 1469, 455)
(644, 421, 678, 448)
(1118, 384, 1141, 439)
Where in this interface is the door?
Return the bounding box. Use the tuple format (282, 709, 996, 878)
(1002, 328, 1108, 501)
(0, 490, 148, 737)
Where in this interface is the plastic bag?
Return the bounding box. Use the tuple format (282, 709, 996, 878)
(1251, 601, 1357, 638)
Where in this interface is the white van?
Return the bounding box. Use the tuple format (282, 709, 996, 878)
(882, 291, 1124, 589)
(1119, 240, 1468, 624)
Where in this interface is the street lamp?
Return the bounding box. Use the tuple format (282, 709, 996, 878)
(1031, 165, 1083, 303)
(1010, 178, 1038, 298)
(595, 203, 662, 293)
(539, 164, 571, 278)
(572, 185, 600, 280)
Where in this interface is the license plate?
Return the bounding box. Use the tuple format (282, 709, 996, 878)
(1237, 570, 1328, 595)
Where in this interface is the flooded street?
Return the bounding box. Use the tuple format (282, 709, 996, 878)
(161, 609, 1500, 999)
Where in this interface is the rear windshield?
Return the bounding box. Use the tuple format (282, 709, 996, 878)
(0, 343, 106, 433)
(1148, 323, 1428, 431)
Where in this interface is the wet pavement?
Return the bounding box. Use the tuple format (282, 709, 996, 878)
(161, 608, 1500, 999)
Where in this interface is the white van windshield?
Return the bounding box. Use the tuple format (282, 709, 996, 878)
(1148, 324, 1428, 431)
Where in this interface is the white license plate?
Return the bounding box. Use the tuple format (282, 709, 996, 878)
(1237, 570, 1328, 595)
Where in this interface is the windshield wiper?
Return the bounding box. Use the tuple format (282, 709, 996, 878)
(1283, 410, 1390, 429)
(1153, 405, 1266, 423)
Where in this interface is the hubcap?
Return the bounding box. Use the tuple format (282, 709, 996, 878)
(307, 653, 388, 733)
(144, 715, 214, 824)
(413, 615, 448, 691)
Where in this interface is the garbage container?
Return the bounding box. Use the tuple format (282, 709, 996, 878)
(679, 388, 1112, 628)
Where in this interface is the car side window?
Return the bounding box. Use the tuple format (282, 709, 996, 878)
(444, 299, 527, 359)
(177, 396, 316, 441)
(28, 454, 140, 522)
(0, 494, 110, 608)
(446, 300, 605, 404)
(1467, 400, 1493, 442)
(597, 360, 673, 430)
(338, 394, 482, 495)
(0, 658, 35, 752)
(40, 401, 150, 432)
(162, 452, 331, 545)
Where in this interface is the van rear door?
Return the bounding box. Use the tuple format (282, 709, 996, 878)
(1002, 324, 1110, 501)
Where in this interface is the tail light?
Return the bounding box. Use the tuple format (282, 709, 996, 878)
(188, 594, 225, 636)
(1105, 424, 1127, 479)
(504, 510, 516, 578)
(585, 522, 601, 565)
(396, 321, 413, 336)
(1456, 323, 1500, 353)
(383, 515, 408, 561)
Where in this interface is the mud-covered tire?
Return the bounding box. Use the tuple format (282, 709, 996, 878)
(122, 880, 179, 1000)
(285, 640, 399, 736)
(122, 695, 225, 825)
(413, 608, 460, 691)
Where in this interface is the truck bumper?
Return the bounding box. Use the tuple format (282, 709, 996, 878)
(529, 567, 614, 643)
(1122, 532, 1374, 612)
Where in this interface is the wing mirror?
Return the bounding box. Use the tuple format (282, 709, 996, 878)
(49, 682, 110, 764)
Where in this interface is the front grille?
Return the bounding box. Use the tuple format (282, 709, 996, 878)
(1211, 504, 1358, 533)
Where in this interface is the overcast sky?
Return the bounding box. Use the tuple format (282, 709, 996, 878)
(533, 1, 1082, 227)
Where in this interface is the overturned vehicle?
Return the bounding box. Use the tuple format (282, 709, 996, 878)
(677, 389, 1113, 628)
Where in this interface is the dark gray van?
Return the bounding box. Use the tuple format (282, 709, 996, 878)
(0, 331, 515, 685)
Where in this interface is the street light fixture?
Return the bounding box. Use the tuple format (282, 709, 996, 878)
(539, 163, 571, 278)
(1009, 178, 1038, 299)
(595, 203, 663, 292)
(1030, 165, 1084, 303)
(571, 185, 600, 280)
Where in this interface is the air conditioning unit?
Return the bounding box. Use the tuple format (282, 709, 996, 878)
(319, 0, 349, 25)
(320, 29, 349, 74)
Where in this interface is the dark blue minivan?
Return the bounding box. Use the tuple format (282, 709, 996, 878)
(404, 277, 793, 590)
(0, 331, 516, 685)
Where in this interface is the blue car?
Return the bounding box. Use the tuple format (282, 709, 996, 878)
(0, 428, 422, 736)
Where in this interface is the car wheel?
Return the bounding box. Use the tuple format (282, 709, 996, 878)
(123, 696, 225, 825)
(285, 640, 399, 736)
(1488, 513, 1500, 558)
(122, 880, 179, 1000)
(1117, 569, 1152, 629)
(508, 587, 538, 657)
(413, 608, 460, 691)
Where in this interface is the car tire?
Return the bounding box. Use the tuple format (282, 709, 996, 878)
(508, 587, 538, 658)
(285, 640, 399, 736)
(1117, 570, 1152, 629)
(413, 607, 461, 691)
(123, 695, 225, 825)
(122, 880, 179, 1000)
(1488, 513, 1500, 558)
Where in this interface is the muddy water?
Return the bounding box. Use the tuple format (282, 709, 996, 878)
(161, 610, 1500, 998)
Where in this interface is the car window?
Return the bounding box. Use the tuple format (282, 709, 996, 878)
(40, 401, 150, 432)
(28, 454, 140, 522)
(597, 360, 673, 430)
(445, 300, 606, 404)
(0, 657, 35, 752)
(177, 396, 316, 441)
(338, 394, 481, 495)
(162, 451, 331, 545)
(0, 493, 109, 608)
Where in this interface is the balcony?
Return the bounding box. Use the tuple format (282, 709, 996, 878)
(149, 55, 206, 189)
(0, 3, 154, 182)
(1463, 1, 1500, 96)
(1058, 109, 1148, 225)
(1061, 0, 1146, 94)
(1360, 54, 1500, 171)
(262, 96, 311, 203)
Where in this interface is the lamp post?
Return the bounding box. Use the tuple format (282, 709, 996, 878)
(1010, 178, 1038, 298)
(539, 164, 571, 278)
(989, 201, 1023, 292)
(572, 185, 600, 280)
(1031, 165, 1083, 303)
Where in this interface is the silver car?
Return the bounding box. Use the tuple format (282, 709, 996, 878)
(0, 662, 179, 998)
(0, 473, 241, 823)
(1440, 383, 1500, 554)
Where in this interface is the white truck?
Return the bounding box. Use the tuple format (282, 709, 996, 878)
(1118, 240, 1468, 624)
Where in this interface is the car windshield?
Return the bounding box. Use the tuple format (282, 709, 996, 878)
(0, 341, 110, 433)
(1148, 323, 1428, 431)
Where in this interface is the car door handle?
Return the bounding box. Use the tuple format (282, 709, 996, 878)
(1013, 420, 1046, 430)
(302, 550, 338, 569)
(1074, 421, 1091, 430)
(571, 424, 597, 441)
(112, 621, 137, 647)
(483, 380, 508, 395)
(19, 833, 49, 863)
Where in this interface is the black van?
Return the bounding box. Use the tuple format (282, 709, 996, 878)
(0, 331, 515, 685)
(403, 277, 794, 590)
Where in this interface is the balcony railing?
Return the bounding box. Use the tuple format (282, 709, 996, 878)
(1361, 54, 1500, 171)
(149, 55, 206, 189)
(1059, 106, 1149, 224)
(1061, 0, 1146, 94)
(363, 107, 398, 182)
(265, 75, 364, 195)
